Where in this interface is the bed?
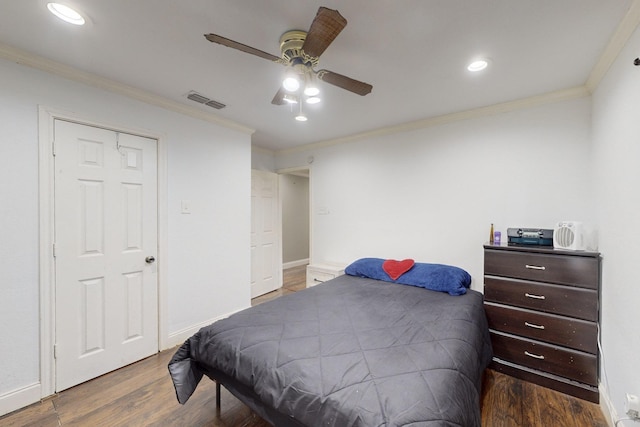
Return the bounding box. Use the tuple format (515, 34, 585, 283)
(169, 259, 492, 426)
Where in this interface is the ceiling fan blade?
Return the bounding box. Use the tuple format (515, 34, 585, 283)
(317, 70, 372, 96)
(204, 33, 281, 62)
(301, 7, 347, 58)
(271, 87, 286, 105)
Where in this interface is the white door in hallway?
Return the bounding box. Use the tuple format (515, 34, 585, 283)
(54, 120, 158, 391)
(250, 170, 281, 298)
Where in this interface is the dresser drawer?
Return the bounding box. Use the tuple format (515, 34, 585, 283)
(485, 302, 597, 353)
(307, 270, 336, 285)
(484, 249, 599, 289)
(490, 331, 597, 386)
(306, 264, 345, 288)
(484, 276, 598, 321)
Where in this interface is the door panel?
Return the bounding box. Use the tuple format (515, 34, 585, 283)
(250, 170, 281, 298)
(54, 120, 158, 391)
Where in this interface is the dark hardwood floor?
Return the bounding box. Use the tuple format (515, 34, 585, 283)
(1, 265, 608, 426)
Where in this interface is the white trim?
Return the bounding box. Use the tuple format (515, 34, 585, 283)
(0, 41, 254, 136)
(251, 144, 275, 156)
(283, 259, 310, 269)
(308, 167, 314, 264)
(165, 307, 248, 349)
(0, 383, 41, 417)
(37, 107, 56, 399)
(275, 86, 590, 156)
(157, 134, 170, 351)
(38, 106, 168, 397)
(599, 382, 617, 427)
(586, 0, 640, 92)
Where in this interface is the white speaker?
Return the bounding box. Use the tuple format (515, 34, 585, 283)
(553, 221, 587, 250)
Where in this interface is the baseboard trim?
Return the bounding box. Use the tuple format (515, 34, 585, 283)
(0, 382, 41, 417)
(164, 306, 249, 350)
(283, 259, 309, 269)
(599, 382, 616, 427)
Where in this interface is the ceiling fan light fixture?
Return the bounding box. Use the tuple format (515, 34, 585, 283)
(283, 76, 300, 92)
(467, 59, 489, 72)
(47, 2, 85, 25)
(303, 72, 320, 96)
(283, 94, 298, 104)
(304, 85, 320, 96)
(283, 65, 305, 92)
(295, 100, 307, 121)
(204, 6, 373, 124)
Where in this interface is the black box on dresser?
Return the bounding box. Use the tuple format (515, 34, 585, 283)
(483, 243, 601, 403)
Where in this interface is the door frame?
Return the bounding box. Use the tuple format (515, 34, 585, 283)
(37, 106, 168, 397)
(276, 166, 312, 266)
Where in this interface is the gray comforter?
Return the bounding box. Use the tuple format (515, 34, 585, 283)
(169, 275, 492, 426)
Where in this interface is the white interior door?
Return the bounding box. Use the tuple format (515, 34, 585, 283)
(54, 120, 158, 391)
(250, 170, 281, 298)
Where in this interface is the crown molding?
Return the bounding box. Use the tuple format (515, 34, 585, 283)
(251, 145, 275, 156)
(586, 0, 640, 91)
(276, 86, 590, 156)
(0, 42, 255, 135)
(272, 1, 639, 156)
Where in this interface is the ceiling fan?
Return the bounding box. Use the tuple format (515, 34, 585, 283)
(204, 7, 373, 107)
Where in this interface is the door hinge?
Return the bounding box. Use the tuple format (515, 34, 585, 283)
(54, 344, 57, 359)
(52, 140, 56, 156)
(52, 243, 56, 258)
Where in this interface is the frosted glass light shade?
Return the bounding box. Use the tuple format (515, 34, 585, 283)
(304, 85, 320, 96)
(283, 76, 300, 92)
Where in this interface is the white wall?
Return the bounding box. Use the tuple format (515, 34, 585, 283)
(592, 25, 640, 422)
(280, 174, 310, 264)
(3, 24, 635, 420)
(277, 97, 594, 292)
(251, 145, 276, 171)
(0, 57, 251, 412)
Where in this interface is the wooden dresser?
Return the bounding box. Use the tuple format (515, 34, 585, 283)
(483, 244, 601, 402)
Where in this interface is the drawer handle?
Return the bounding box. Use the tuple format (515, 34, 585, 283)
(525, 293, 546, 300)
(313, 278, 325, 283)
(524, 351, 545, 360)
(525, 264, 546, 271)
(525, 321, 545, 330)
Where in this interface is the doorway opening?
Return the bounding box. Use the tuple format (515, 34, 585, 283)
(279, 168, 310, 270)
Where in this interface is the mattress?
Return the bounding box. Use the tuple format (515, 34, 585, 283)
(169, 274, 492, 426)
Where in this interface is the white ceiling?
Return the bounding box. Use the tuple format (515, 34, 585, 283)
(0, 0, 634, 151)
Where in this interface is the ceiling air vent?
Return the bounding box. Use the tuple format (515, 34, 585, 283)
(186, 91, 226, 109)
(205, 99, 226, 109)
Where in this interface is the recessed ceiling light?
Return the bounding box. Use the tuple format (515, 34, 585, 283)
(47, 3, 85, 26)
(306, 96, 321, 104)
(467, 59, 489, 72)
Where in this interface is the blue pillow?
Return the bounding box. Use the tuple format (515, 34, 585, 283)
(345, 257, 471, 296)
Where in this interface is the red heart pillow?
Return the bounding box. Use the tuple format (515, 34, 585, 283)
(382, 259, 415, 280)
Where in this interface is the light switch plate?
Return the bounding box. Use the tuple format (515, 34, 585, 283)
(181, 200, 191, 214)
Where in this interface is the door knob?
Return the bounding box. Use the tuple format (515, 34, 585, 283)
(145, 256, 156, 264)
